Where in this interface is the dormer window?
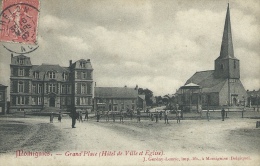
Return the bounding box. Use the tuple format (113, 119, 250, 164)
(17, 58, 24, 65)
(63, 73, 68, 80)
(80, 62, 86, 68)
(49, 71, 55, 79)
(33, 71, 39, 79)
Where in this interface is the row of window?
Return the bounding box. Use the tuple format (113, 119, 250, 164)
(79, 83, 91, 94)
(76, 71, 92, 79)
(16, 68, 92, 81)
(17, 82, 71, 94)
(16, 69, 69, 80)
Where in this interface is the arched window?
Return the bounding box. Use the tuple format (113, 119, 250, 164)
(18, 81, 24, 92)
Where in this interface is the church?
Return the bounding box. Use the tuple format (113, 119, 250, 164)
(177, 4, 247, 109)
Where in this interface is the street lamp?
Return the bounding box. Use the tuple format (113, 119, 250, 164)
(257, 95, 259, 112)
(42, 72, 47, 110)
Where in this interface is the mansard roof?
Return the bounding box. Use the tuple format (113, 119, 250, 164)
(32, 64, 69, 73)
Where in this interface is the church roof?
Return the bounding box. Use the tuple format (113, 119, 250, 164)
(218, 3, 236, 60)
(95, 87, 138, 99)
(185, 70, 226, 93)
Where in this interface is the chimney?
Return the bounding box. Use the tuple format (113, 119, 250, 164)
(69, 60, 72, 66)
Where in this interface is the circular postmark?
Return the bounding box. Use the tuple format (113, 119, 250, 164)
(0, 1, 40, 54)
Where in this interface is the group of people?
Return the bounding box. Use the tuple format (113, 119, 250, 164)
(67, 107, 227, 128)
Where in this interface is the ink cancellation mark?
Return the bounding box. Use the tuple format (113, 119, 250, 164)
(0, 0, 40, 44)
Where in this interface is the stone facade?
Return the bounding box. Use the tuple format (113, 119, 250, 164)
(9, 54, 93, 113)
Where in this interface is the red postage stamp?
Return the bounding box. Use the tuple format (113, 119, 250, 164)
(0, 0, 40, 44)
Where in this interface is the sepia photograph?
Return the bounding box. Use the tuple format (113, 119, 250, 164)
(0, 0, 259, 165)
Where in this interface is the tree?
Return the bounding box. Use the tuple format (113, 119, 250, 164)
(138, 88, 154, 106)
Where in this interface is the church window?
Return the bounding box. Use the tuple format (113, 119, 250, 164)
(234, 61, 236, 69)
(220, 64, 224, 70)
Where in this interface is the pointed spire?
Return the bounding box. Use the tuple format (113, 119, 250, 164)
(219, 3, 234, 59)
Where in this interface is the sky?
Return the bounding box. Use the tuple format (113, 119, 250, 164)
(0, 0, 259, 97)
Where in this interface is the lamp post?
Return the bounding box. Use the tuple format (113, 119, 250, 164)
(42, 72, 47, 110)
(257, 95, 259, 112)
(242, 96, 245, 118)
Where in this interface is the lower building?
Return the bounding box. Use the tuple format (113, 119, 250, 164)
(94, 87, 138, 112)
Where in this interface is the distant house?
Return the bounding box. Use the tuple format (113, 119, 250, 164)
(176, 4, 247, 108)
(138, 95, 146, 110)
(0, 84, 8, 114)
(247, 89, 260, 107)
(93, 87, 138, 112)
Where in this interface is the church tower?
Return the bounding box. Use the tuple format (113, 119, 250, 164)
(214, 4, 240, 79)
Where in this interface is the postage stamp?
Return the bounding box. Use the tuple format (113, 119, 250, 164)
(0, 0, 40, 44)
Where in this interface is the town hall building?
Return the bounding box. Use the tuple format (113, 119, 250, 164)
(177, 4, 247, 108)
(9, 54, 93, 113)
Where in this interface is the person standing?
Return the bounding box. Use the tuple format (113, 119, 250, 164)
(106, 110, 110, 122)
(207, 110, 210, 121)
(58, 111, 62, 122)
(177, 110, 181, 123)
(97, 110, 100, 122)
(72, 107, 77, 128)
(112, 111, 116, 122)
(78, 111, 83, 123)
(120, 110, 124, 123)
(159, 111, 162, 120)
(84, 110, 89, 121)
(50, 112, 54, 123)
(155, 111, 158, 123)
(221, 108, 225, 121)
(164, 110, 169, 124)
(137, 109, 141, 122)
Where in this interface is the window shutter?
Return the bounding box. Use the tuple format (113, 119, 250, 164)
(77, 83, 81, 94)
(77, 71, 81, 79)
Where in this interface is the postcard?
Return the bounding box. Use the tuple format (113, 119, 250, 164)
(0, 0, 259, 166)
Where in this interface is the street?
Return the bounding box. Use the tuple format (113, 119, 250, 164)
(0, 115, 259, 166)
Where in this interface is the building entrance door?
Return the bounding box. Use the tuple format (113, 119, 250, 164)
(49, 97, 55, 107)
(232, 97, 237, 106)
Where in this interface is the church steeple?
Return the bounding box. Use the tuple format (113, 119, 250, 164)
(219, 3, 235, 59)
(214, 4, 240, 79)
